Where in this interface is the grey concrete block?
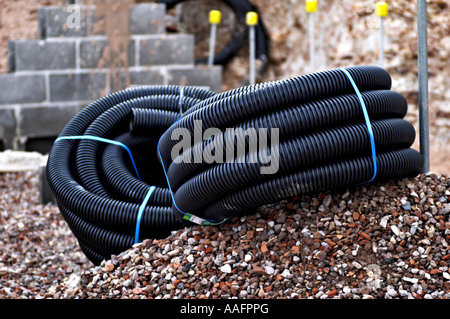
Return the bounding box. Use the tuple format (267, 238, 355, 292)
(18, 104, 82, 137)
(37, 7, 47, 39)
(39, 164, 55, 204)
(7, 41, 15, 72)
(0, 108, 16, 149)
(49, 73, 106, 102)
(139, 35, 194, 66)
(0, 74, 47, 104)
(109, 69, 165, 91)
(129, 3, 166, 35)
(168, 66, 223, 93)
(41, 4, 166, 38)
(43, 6, 95, 38)
(14, 40, 76, 71)
(129, 69, 165, 86)
(80, 39, 135, 69)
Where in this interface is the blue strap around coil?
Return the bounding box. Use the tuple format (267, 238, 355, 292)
(340, 68, 378, 183)
(156, 121, 225, 225)
(134, 186, 156, 244)
(54, 135, 157, 243)
(54, 135, 141, 181)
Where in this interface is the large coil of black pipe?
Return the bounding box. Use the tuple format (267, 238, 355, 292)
(158, 65, 423, 223)
(47, 66, 423, 265)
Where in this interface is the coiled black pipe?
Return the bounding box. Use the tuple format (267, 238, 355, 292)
(165, 90, 410, 191)
(47, 86, 216, 265)
(158, 65, 423, 222)
(47, 66, 423, 265)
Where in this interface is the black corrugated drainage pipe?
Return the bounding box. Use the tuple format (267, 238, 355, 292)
(47, 86, 216, 264)
(159, 66, 423, 225)
(47, 66, 423, 265)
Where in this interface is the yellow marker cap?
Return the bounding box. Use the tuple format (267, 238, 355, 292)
(209, 10, 222, 24)
(375, 2, 388, 17)
(306, 0, 318, 13)
(246, 11, 259, 26)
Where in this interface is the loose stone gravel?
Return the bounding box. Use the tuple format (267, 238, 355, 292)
(0, 172, 90, 299)
(0, 171, 449, 299)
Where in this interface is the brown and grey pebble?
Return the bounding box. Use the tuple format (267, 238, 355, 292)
(1, 171, 449, 300)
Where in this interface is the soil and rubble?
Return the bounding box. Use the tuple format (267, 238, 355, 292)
(0, 170, 448, 299)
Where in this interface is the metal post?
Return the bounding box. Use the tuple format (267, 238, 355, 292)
(246, 12, 258, 86)
(309, 11, 315, 72)
(306, 0, 318, 73)
(208, 10, 221, 67)
(375, 2, 388, 67)
(379, 16, 384, 67)
(249, 25, 256, 85)
(208, 23, 217, 67)
(417, 0, 430, 173)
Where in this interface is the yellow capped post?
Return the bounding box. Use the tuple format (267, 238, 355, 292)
(376, 2, 388, 67)
(306, 0, 318, 72)
(246, 11, 259, 26)
(375, 2, 389, 17)
(246, 11, 258, 85)
(208, 10, 222, 66)
(209, 10, 222, 25)
(306, 0, 318, 13)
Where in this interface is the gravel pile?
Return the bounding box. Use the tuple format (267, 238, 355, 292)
(0, 171, 449, 299)
(0, 172, 91, 299)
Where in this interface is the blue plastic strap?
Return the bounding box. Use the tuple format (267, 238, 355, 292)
(156, 133, 227, 226)
(134, 186, 156, 244)
(54, 135, 141, 181)
(340, 68, 378, 183)
(54, 135, 157, 244)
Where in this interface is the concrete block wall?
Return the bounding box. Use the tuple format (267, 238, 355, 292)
(0, 3, 222, 151)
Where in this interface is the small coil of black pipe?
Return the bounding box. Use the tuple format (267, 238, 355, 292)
(47, 65, 423, 265)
